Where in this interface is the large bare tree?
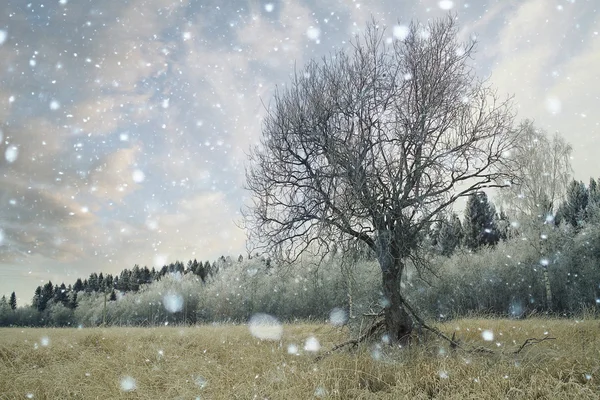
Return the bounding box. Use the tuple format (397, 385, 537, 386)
(244, 17, 520, 342)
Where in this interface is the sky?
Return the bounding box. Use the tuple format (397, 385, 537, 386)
(0, 0, 598, 303)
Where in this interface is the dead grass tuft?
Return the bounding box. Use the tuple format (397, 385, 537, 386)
(1, 318, 599, 399)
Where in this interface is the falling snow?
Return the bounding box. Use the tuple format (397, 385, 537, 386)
(482, 330, 494, 341)
(120, 376, 137, 392)
(329, 307, 348, 326)
(438, 0, 454, 10)
(248, 313, 283, 340)
(5, 145, 18, 163)
(304, 336, 320, 352)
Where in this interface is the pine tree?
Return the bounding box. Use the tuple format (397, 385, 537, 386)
(73, 278, 84, 293)
(87, 273, 99, 292)
(39, 281, 54, 312)
(130, 265, 141, 292)
(98, 273, 105, 291)
(557, 180, 588, 230)
(437, 212, 463, 256)
(32, 286, 42, 311)
(9, 292, 16, 310)
(463, 191, 500, 250)
(69, 291, 78, 310)
(53, 283, 69, 306)
(116, 269, 130, 292)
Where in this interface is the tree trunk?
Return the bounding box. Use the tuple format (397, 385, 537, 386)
(381, 263, 413, 344)
(542, 266, 553, 311)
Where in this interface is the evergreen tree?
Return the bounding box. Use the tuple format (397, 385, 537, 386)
(53, 283, 69, 306)
(463, 191, 500, 250)
(9, 292, 16, 310)
(98, 273, 105, 291)
(32, 286, 42, 311)
(87, 273, 99, 292)
(105, 274, 114, 289)
(116, 269, 130, 292)
(73, 278, 84, 293)
(556, 180, 588, 230)
(587, 178, 600, 220)
(141, 267, 152, 284)
(69, 291, 78, 310)
(437, 212, 464, 256)
(109, 290, 117, 301)
(130, 265, 141, 292)
(39, 281, 54, 312)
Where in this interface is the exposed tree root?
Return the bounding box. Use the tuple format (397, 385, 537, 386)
(315, 319, 385, 362)
(316, 297, 556, 361)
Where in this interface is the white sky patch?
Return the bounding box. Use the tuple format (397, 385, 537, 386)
(393, 25, 409, 40)
(306, 26, 321, 41)
(545, 96, 562, 114)
(304, 336, 321, 352)
(59, 0, 68, 4)
(154, 253, 167, 266)
(248, 313, 283, 340)
(482, 330, 494, 341)
(0, 229, 4, 245)
(132, 169, 145, 183)
(0, 30, 7, 45)
(265, 3, 274, 12)
(439, 0, 454, 10)
(163, 292, 184, 313)
(120, 376, 137, 392)
(5, 145, 19, 163)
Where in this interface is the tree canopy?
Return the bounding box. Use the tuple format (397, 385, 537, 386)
(245, 16, 520, 341)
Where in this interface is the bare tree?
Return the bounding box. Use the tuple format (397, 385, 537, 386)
(499, 120, 572, 218)
(498, 121, 572, 310)
(244, 17, 520, 342)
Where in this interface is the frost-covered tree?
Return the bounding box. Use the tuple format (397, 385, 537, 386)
(498, 121, 572, 218)
(245, 17, 519, 342)
(432, 213, 463, 257)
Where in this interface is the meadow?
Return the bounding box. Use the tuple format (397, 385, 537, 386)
(1, 318, 599, 399)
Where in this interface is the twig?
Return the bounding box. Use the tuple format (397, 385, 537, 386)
(315, 319, 384, 361)
(513, 336, 555, 354)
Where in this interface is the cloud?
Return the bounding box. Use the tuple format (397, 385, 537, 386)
(87, 144, 144, 203)
(486, 0, 600, 177)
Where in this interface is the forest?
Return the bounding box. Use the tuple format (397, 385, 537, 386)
(2, 161, 600, 328)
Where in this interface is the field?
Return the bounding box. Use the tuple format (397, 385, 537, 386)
(1, 318, 600, 399)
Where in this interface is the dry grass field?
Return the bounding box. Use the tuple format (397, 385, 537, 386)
(1, 318, 600, 399)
